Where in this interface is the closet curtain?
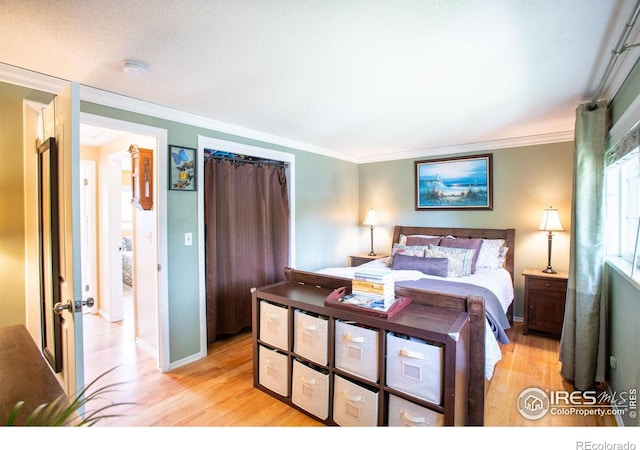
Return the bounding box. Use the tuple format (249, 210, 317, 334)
(204, 158, 290, 343)
(559, 100, 608, 390)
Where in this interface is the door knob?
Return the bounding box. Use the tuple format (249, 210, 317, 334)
(74, 297, 95, 312)
(53, 300, 73, 315)
(53, 298, 95, 314)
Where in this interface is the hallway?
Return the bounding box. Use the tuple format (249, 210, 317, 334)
(83, 287, 157, 391)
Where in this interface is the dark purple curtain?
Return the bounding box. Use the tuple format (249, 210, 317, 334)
(204, 159, 290, 343)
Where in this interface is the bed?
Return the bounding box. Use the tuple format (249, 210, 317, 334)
(284, 225, 515, 426)
(121, 237, 133, 286)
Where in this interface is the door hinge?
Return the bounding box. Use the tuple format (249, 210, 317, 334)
(158, 264, 161, 272)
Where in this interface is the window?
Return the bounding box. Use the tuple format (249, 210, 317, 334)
(606, 147, 640, 278)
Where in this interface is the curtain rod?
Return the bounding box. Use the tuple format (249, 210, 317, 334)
(589, 0, 640, 110)
(205, 153, 289, 168)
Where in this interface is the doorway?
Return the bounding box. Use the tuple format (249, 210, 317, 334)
(79, 114, 169, 379)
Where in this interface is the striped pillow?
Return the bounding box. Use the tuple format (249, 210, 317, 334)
(424, 245, 475, 277)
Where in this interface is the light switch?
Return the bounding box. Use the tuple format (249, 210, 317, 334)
(184, 232, 192, 246)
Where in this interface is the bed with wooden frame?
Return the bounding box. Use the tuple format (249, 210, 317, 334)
(284, 225, 515, 426)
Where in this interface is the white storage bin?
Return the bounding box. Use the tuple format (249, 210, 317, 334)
(259, 300, 289, 351)
(333, 375, 379, 427)
(258, 345, 289, 397)
(334, 320, 379, 382)
(294, 309, 328, 365)
(387, 394, 444, 427)
(386, 332, 443, 404)
(291, 359, 329, 420)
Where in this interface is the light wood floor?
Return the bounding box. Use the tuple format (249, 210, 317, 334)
(82, 298, 617, 428)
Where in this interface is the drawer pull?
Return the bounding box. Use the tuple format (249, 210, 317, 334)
(301, 375, 318, 385)
(343, 333, 365, 343)
(400, 409, 428, 425)
(302, 323, 317, 331)
(340, 390, 364, 403)
(545, 283, 550, 287)
(398, 348, 428, 360)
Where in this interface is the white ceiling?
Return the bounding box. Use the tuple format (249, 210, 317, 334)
(2, 1, 639, 162)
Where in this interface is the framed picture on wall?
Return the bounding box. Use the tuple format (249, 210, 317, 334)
(169, 145, 196, 191)
(415, 153, 493, 210)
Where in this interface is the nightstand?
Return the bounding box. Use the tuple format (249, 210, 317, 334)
(522, 269, 569, 337)
(349, 253, 388, 267)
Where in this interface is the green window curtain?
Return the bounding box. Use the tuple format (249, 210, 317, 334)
(559, 100, 608, 391)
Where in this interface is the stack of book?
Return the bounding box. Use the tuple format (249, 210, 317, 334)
(350, 268, 395, 308)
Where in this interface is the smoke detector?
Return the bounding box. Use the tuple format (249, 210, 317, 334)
(121, 60, 148, 76)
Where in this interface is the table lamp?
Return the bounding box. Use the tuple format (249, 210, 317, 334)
(363, 208, 378, 256)
(539, 206, 564, 274)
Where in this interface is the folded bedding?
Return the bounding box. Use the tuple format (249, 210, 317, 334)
(394, 277, 510, 344)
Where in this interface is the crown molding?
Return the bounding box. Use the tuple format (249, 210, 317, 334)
(0, 62, 356, 162)
(80, 85, 359, 163)
(0, 63, 68, 93)
(2, 62, 573, 165)
(356, 130, 575, 164)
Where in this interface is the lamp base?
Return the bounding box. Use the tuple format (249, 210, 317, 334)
(368, 251, 377, 256)
(542, 267, 557, 274)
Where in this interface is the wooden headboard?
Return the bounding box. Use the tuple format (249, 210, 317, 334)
(390, 225, 516, 286)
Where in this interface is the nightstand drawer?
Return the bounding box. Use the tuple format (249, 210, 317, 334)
(528, 278, 567, 292)
(522, 269, 569, 337)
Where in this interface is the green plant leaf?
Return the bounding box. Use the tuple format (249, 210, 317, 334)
(4, 366, 135, 426)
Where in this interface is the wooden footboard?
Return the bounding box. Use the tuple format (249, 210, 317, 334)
(284, 267, 486, 426)
(393, 284, 486, 426)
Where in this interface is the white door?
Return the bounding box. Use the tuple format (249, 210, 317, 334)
(42, 82, 85, 396)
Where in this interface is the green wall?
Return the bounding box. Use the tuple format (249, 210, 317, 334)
(80, 102, 360, 363)
(0, 87, 359, 364)
(358, 143, 575, 318)
(606, 267, 640, 426)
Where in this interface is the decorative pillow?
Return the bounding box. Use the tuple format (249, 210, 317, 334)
(391, 254, 449, 278)
(497, 246, 509, 268)
(438, 237, 483, 273)
(121, 237, 132, 251)
(425, 245, 475, 277)
(405, 236, 442, 246)
(476, 239, 506, 269)
(390, 243, 428, 265)
(398, 234, 441, 246)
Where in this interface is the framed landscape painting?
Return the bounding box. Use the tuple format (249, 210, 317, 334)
(415, 153, 493, 210)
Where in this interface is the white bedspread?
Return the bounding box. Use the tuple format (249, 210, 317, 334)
(316, 257, 514, 379)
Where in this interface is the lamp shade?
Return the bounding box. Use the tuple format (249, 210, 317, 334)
(538, 207, 564, 232)
(363, 208, 377, 226)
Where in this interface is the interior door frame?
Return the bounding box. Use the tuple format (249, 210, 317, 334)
(82, 112, 170, 372)
(196, 135, 296, 358)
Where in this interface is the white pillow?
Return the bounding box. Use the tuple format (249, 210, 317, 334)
(398, 234, 441, 246)
(476, 239, 506, 269)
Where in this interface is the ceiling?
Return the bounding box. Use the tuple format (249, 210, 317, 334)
(2, 1, 640, 162)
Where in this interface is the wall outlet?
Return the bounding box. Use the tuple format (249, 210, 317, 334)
(184, 232, 192, 246)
